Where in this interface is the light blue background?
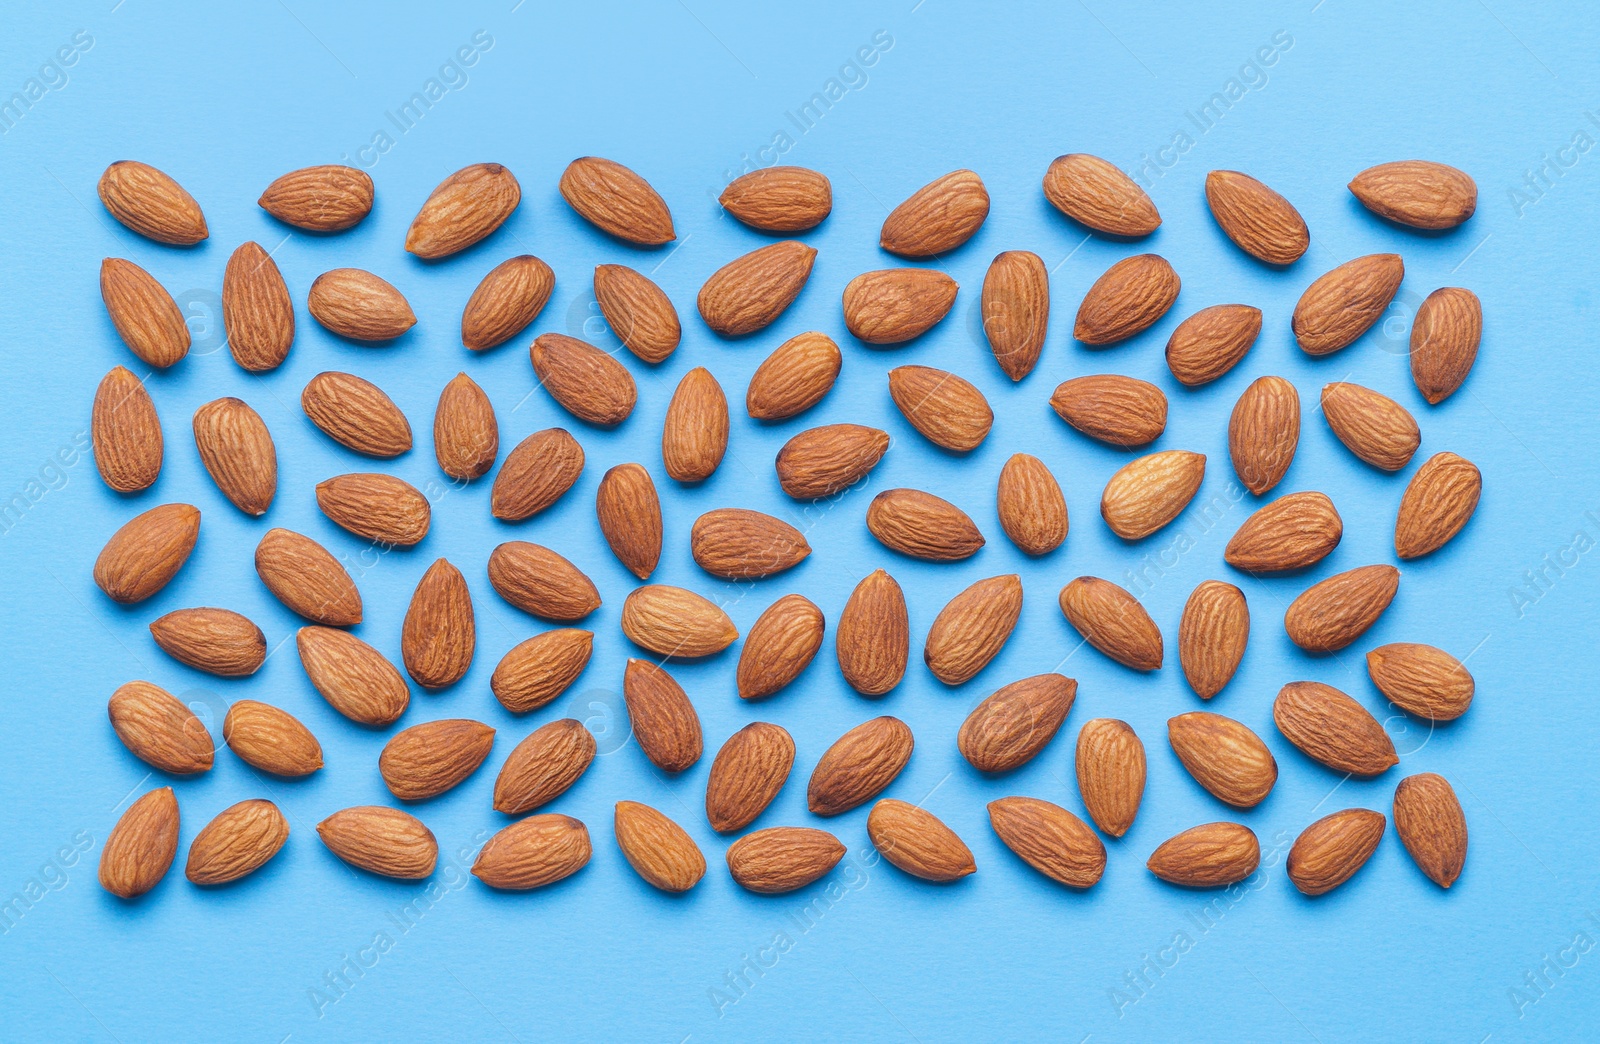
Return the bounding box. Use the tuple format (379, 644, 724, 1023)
(1, 1, 1596, 1040)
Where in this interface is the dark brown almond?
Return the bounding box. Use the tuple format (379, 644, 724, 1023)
(101, 258, 190, 368)
(1059, 576, 1162, 671)
(775, 424, 890, 500)
(1042, 153, 1160, 236)
(614, 801, 706, 892)
(1292, 254, 1404, 355)
(108, 681, 214, 775)
(622, 658, 703, 772)
(99, 787, 180, 898)
(1395, 452, 1481, 559)
(1165, 304, 1263, 386)
(808, 716, 914, 816)
(879, 169, 989, 257)
(254, 527, 362, 626)
(461, 254, 554, 351)
(690, 508, 810, 579)
(981, 250, 1049, 381)
(433, 372, 498, 480)
(222, 700, 323, 777)
(996, 453, 1068, 556)
(1168, 712, 1277, 808)
(1284, 565, 1400, 654)
(662, 366, 729, 482)
(149, 608, 265, 676)
(888, 365, 993, 452)
(1225, 491, 1343, 573)
(307, 268, 416, 341)
(222, 241, 294, 371)
(594, 463, 661, 579)
(868, 799, 976, 882)
(296, 626, 410, 726)
(924, 574, 1023, 685)
(705, 723, 795, 832)
(301, 371, 412, 458)
(1076, 719, 1146, 837)
(1229, 376, 1300, 495)
(93, 503, 199, 604)
(697, 240, 817, 336)
(746, 331, 842, 420)
(559, 156, 674, 245)
(1273, 681, 1398, 776)
(837, 569, 910, 697)
(490, 629, 594, 714)
(841, 268, 959, 344)
(1410, 287, 1481, 404)
(867, 488, 984, 561)
(719, 167, 833, 232)
(401, 559, 475, 689)
(1100, 450, 1207, 540)
(1178, 580, 1249, 699)
(620, 586, 738, 658)
(193, 397, 276, 515)
(1147, 822, 1260, 888)
(726, 827, 845, 894)
(594, 263, 680, 364)
(472, 814, 592, 890)
(1050, 374, 1167, 447)
(315, 473, 431, 545)
(1204, 170, 1309, 265)
(1366, 642, 1474, 721)
(98, 161, 207, 245)
(487, 541, 602, 622)
(957, 673, 1076, 773)
(1287, 809, 1386, 895)
(987, 797, 1105, 888)
(1393, 773, 1467, 887)
(1349, 161, 1476, 229)
(531, 333, 637, 427)
(405, 163, 520, 259)
(738, 594, 825, 700)
(185, 799, 289, 886)
(92, 366, 163, 493)
(491, 427, 584, 521)
(1320, 382, 1420, 471)
(380, 719, 495, 800)
(317, 807, 436, 879)
(493, 718, 595, 814)
(1074, 254, 1180, 345)
(258, 165, 373, 232)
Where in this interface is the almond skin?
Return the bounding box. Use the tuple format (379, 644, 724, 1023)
(99, 787, 180, 898)
(193, 397, 276, 515)
(1293, 254, 1404, 354)
(867, 488, 985, 561)
(841, 268, 959, 344)
(494, 718, 595, 814)
(988, 797, 1105, 888)
(1284, 564, 1400, 653)
(808, 716, 915, 816)
(836, 569, 909, 696)
(307, 268, 416, 341)
(1059, 577, 1162, 671)
(317, 807, 436, 879)
(1287, 809, 1386, 896)
(491, 629, 593, 714)
(186, 800, 289, 886)
(957, 673, 1076, 773)
(1050, 374, 1167, 447)
(776, 424, 890, 500)
(559, 156, 674, 245)
(1165, 304, 1262, 386)
(296, 626, 410, 726)
(698, 241, 817, 336)
(1320, 382, 1419, 471)
(461, 255, 554, 351)
(1074, 254, 1180, 345)
(621, 587, 738, 658)
(726, 827, 845, 894)
(487, 541, 602, 622)
(254, 527, 362, 626)
(258, 165, 373, 231)
(595, 264, 680, 364)
(622, 658, 703, 772)
(1204, 170, 1309, 265)
(92, 366, 163, 493)
(1101, 450, 1206, 540)
(101, 258, 190, 368)
(595, 463, 661, 579)
(472, 814, 592, 890)
(316, 473, 431, 545)
(380, 718, 495, 801)
(738, 594, 825, 700)
(108, 681, 214, 775)
(1393, 773, 1467, 888)
(746, 331, 841, 420)
(1229, 376, 1300, 495)
(888, 365, 993, 452)
(1075, 719, 1145, 838)
(705, 722, 795, 832)
(1395, 452, 1481, 559)
(1367, 643, 1474, 720)
(1349, 160, 1476, 229)
(150, 608, 265, 676)
(491, 428, 584, 521)
(93, 503, 199, 603)
(301, 371, 412, 458)
(981, 250, 1050, 380)
(405, 162, 520, 259)
(531, 333, 638, 427)
(1274, 681, 1398, 776)
(222, 700, 323, 777)
(1042, 153, 1160, 236)
(614, 802, 706, 892)
(663, 367, 729, 481)
(98, 161, 207, 245)
(996, 453, 1068, 556)
(401, 559, 474, 689)
(868, 800, 976, 882)
(1178, 580, 1248, 699)
(879, 170, 990, 257)
(1410, 287, 1482, 404)
(720, 167, 833, 232)
(1147, 822, 1260, 888)
(1168, 712, 1277, 808)
(433, 372, 498, 480)
(222, 241, 295, 371)
(924, 575, 1023, 685)
(1225, 491, 1343, 573)
(691, 508, 810, 579)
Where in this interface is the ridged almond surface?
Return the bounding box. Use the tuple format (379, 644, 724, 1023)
(697, 240, 816, 336)
(433, 372, 498, 480)
(924, 574, 1023, 685)
(487, 541, 601, 622)
(1320, 382, 1419, 471)
(472, 814, 592, 890)
(379, 719, 494, 800)
(620, 587, 738, 658)
(1050, 374, 1167, 447)
(990, 798, 1107, 895)
(1074, 254, 1180, 345)
(494, 718, 595, 814)
(1367, 643, 1474, 720)
(254, 527, 361, 626)
(491, 428, 584, 521)
(1273, 681, 1398, 775)
(315, 473, 430, 545)
(101, 258, 189, 368)
(1393, 773, 1467, 888)
(222, 700, 323, 777)
(401, 559, 475, 689)
(98, 161, 207, 245)
(405, 162, 519, 259)
(307, 268, 416, 341)
(1075, 719, 1145, 837)
(1395, 452, 1481, 559)
(1292, 254, 1403, 355)
(776, 424, 890, 500)
(996, 453, 1067, 556)
(1229, 376, 1300, 495)
(531, 333, 637, 427)
(720, 167, 832, 231)
(296, 626, 409, 726)
(867, 488, 984, 561)
(663, 367, 729, 481)
(222, 241, 294, 371)
(193, 397, 276, 515)
(258, 165, 373, 231)
(622, 658, 703, 772)
(726, 827, 845, 894)
(981, 250, 1049, 380)
(461, 255, 554, 351)
(92, 366, 163, 493)
(1410, 287, 1481, 404)
(595, 264, 680, 363)
(746, 331, 841, 420)
(1287, 808, 1386, 895)
(93, 503, 199, 603)
(1225, 491, 1342, 573)
(888, 365, 993, 452)
(1284, 564, 1400, 653)
(1204, 170, 1309, 265)
(108, 681, 213, 775)
(1147, 822, 1260, 888)
(879, 170, 989, 257)
(614, 802, 706, 892)
(1168, 712, 1277, 808)
(491, 629, 593, 714)
(1349, 160, 1476, 229)
(957, 673, 1076, 773)
(690, 508, 810, 579)
(1101, 450, 1206, 540)
(594, 463, 661, 579)
(1042, 153, 1160, 236)
(1178, 580, 1248, 699)
(1165, 304, 1262, 386)
(186, 800, 288, 885)
(150, 608, 265, 676)
(868, 799, 976, 881)
(705, 722, 795, 832)
(836, 569, 909, 697)
(99, 788, 179, 898)
(559, 157, 674, 245)
(841, 268, 958, 344)
(1059, 577, 1162, 671)
(738, 594, 825, 700)
(317, 807, 436, 879)
(808, 716, 914, 816)
(301, 371, 412, 458)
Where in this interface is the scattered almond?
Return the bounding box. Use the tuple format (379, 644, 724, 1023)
(738, 594, 825, 700)
(1074, 254, 1180, 345)
(698, 240, 817, 336)
(880, 169, 989, 257)
(559, 156, 674, 245)
(841, 268, 959, 344)
(981, 250, 1050, 380)
(663, 366, 729, 481)
(867, 488, 985, 561)
(889, 365, 993, 452)
(1287, 808, 1385, 895)
(1101, 450, 1206, 539)
(186, 799, 289, 886)
(595, 463, 662, 579)
(1165, 304, 1262, 386)
(296, 626, 410, 726)
(531, 333, 638, 427)
(98, 161, 207, 245)
(1273, 681, 1398, 776)
(108, 681, 214, 775)
(461, 254, 554, 351)
(473, 814, 592, 890)
(405, 162, 520, 259)
(1410, 287, 1481, 404)
(94, 503, 199, 604)
(1320, 382, 1419, 471)
(101, 258, 190, 368)
(487, 541, 602, 621)
(869, 799, 976, 881)
(1349, 160, 1476, 229)
(150, 607, 265, 676)
(99, 787, 180, 898)
(987, 797, 1105, 888)
(620, 586, 738, 658)
(1225, 491, 1342, 573)
(614, 801, 706, 892)
(1168, 712, 1277, 808)
(1178, 580, 1249, 699)
(746, 331, 841, 420)
(1203, 170, 1308, 265)
(433, 372, 498, 480)
(92, 366, 163, 493)
(957, 673, 1076, 772)
(193, 397, 276, 515)
(1284, 564, 1400, 653)
(1395, 451, 1481, 559)
(1393, 772, 1467, 888)
(316, 472, 431, 545)
(1075, 719, 1146, 837)
(705, 722, 795, 832)
(924, 574, 1023, 685)
(222, 241, 294, 371)
(622, 658, 703, 772)
(719, 167, 833, 231)
(1041, 153, 1160, 236)
(1292, 254, 1404, 354)
(1366, 642, 1474, 720)
(493, 718, 595, 814)
(307, 268, 417, 341)
(222, 700, 323, 777)
(1147, 822, 1260, 888)
(595, 263, 680, 363)
(691, 508, 810, 579)
(836, 569, 910, 697)
(1059, 576, 1162, 671)
(258, 164, 373, 232)
(490, 629, 594, 714)
(1050, 374, 1167, 446)
(808, 715, 914, 815)
(380, 718, 495, 800)
(1229, 376, 1300, 495)
(776, 423, 890, 499)
(254, 527, 362, 626)
(301, 371, 412, 458)
(996, 453, 1068, 556)
(401, 559, 475, 689)
(726, 827, 845, 894)
(491, 427, 584, 521)
(317, 806, 436, 879)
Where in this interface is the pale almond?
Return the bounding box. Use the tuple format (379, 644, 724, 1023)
(254, 527, 362, 626)
(316, 473, 430, 545)
(491, 427, 584, 521)
(615, 802, 705, 892)
(307, 268, 416, 341)
(1101, 449, 1206, 539)
(1229, 376, 1300, 494)
(1058, 576, 1162, 671)
(719, 167, 832, 232)
(879, 170, 989, 257)
(924, 574, 1023, 685)
(622, 658, 703, 772)
(981, 250, 1049, 380)
(301, 371, 412, 458)
(662, 366, 729, 481)
(559, 157, 674, 245)
(1074, 254, 1180, 345)
(1293, 254, 1404, 354)
(1274, 681, 1398, 775)
(705, 722, 795, 832)
(957, 673, 1076, 773)
(1165, 304, 1262, 386)
(150, 608, 265, 676)
(258, 165, 373, 232)
(100, 258, 189, 368)
(836, 569, 909, 697)
(405, 162, 520, 259)
(1320, 382, 1419, 471)
(1395, 452, 1481, 559)
(996, 453, 1067, 556)
(1050, 374, 1167, 446)
(401, 559, 475, 689)
(1349, 161, 1476, 229)
(620, 586, 738, 658)
(595, 263, 680, 364)
(487, 541, 602, 622)
(93, 503, 200, 603)
(1284, 564, 1400, 653)
(98, 161, 207, 245)
(888, 365, 993, 452)
(746, 331, 841, 420)
(222, 700, 323, 777)
(595, 463, 661, 579)
(222, 241, 294, 371)
(841, 268, 958, 344)
(461, 255, 554, 351)
(1041, 153, 1160, 237)
(697, 240, 817, 336)
(531, 333, 637, 427)
(808, 716, 914, 816)
(1178, 580, 1248, 699)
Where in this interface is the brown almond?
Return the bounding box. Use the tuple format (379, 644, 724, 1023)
(1225, 491, 1343, 573)
(222, 241, 294, 371)
(1229, 376, 1300, 495)
(401, 559, 474, 689)
(705, 722, 795, 832)
(93, 503, 199, 604)
(92, 366, 163, 493)
(594, 463, 661, 579)
(1395, 451, 1481, 559)
(726, 827, 845, 894)
(487, 541, 602, 622)
(738, 594, 825, 700)
(1274, 680, 1398, 775)
(746, 331, 842, 420)
(254, 527, 362, 626)
(1074, 254, 1180, 345)
(186, 799, 289, 885)
(301, 371, 412, 458)
(193, 397, 276, 515)
(1367, 643, 1474, 721)
(1292, 254, 1404, 355)
(149, 608, 265, 676)
(100, 258, 190, 368)
(697, 240, 817, 336)
(1041, 153, 1160, 236)
(1393, 772, 1467, 888)
(879, 169, 989, 257)
(559, 157, 674, 245)
(258, 165, 373, 231)
(531, 333, 638, 427)
(491, 428, 584, 521)
(108, 681, 214, 775)
(987, 796, 1105, 888)
(888, 365, 993, 452)
(1284, 564, 1400, 653)
(614, 801, 706, 892)
(490, 629, 594, 714)
(1058, 576, 1162, 671)
(622, 658, 703, 772)
(297, 626, 410, 726)
(620, 586, 738, 658)
(1321, 382, 1419, 471)
(317, 806, 436, 879)
(836, 569, 910, 697)
(867, 488, 985, 561)
(1050, 374, 1167, 446)
(868, 800, 976, 882)
(1178, 580, 1248, 699)
(996, 453, 1067, 556)
(1165, 304, 1263, 386)
(307, 268, 416, 341)
(981, 250, 1049, 381)
(690, 508, 810, 579)
(841, 268, 959, 344)
(222, 700, 323, 777)
(405, 163, 519, 259)
(1287, 808, 1386, 895)
(1100, 450, 1206, 539)
(957, 673, 1076, 773)
(808, 716, 914, 816)
(1168, 712, 1277, 808)
(1147, 822, 1260, 888)
(662, 366, 729, 481)
(99, 787, 180, 898)
(1349, 160, 1476, 229)
(924, 574, 1023, 685)
(1204, 170, 1309, 265)
(433, 372, 498, 480)
(461, 254, 555, 351)
(595, 264, 680, 364)
(1410, 287, 1481, 404)
(98, 161, 207, 245)
(472, 814, 592, 890)
(494, 718, 595, 814)
(316, 472, 431, 545)
(1075, 719, 1146, 837)
(775, 423, 890, 500)
(380, 719, 495, 800)
(719, 167, 833, 232)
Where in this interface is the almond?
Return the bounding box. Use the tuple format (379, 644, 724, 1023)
(93, 502, 199, 603)
(1410, 287, 1481, 404)
(866, 488, 985, 561)
(1225, 491, 1342, 573)
(1203, 170, 1309, 265)
(614, 801, 706, 892)
(1287, 808, 1385, 895)
(461, 255, 555, 351)
(254, 527, 362, 626)
(746, 331, 842, 420)
(987, 797, 1105, 888)
(1168, 712, 1277, 808)
(620, 586, 738, 658)
(559, 156, 674, 245)
(1395, 451, 1481, 559)
(490, 629, 594, 714)
(595, 463, 661, 579)
(1229, 376, 1300, 495)
(1320, 382, 1419, 471)
(924, 574, 1023, 685)
(1393, 772, 1467, 888)
(405, 162, 520, 259)
(621, 658, 703, 772)
(301, 371, 412, 458)
(186, 799, 289, 885)
(487, 541, 602, 622)
(879, 169, 989, 257)
(1178, 580, 1248, 699)
(719, 167, 833, 232)
(401, 559, 475, 689)
(726, 827, 845, 894)
(1058, 576, 1162, 671)
(99, 787, 179, 898)
(222, 700, 323, 777)
(1050, 374, 1167, 446)
(836, 569, 910, 696)
(531, 333, 638, 427)
(1100, 449, 1206, 539)
(307, 268, 416, 341)
(108, 681, 213, 775)
(776, 423, 890, 499)
(1074, 254, 1180, 345)
(192, 397, 276, 515)
(1292, 254, 1404, 354)
(1075, 719, 1146, 837)
(996, 453, 1068, 556)
(808, 716, 914, 816)
(1366, 642, 1474, 721)
(100, 258, 190, 368)
(317, 807, 436, 879)
(379, 719, 495, 800)
(316, 472, 431, 545)
(738, 594, 825, 700)
(981, 250, 1050, 380)
(594, 264, 680, 364)
(433, 372, 498, 480)
(491, 428, 584, 521)
(258, 165, 373, 231)
(473, 814, 592, 890)
(663, 366, 729, 481)
(1147, 822, 1260, 888)
(705, 722, 795, 832)
(493, 718, 595, 814)
(957, 673, 1076, 773)
(297, 626, 410, 726)
(92, 366, 163, 493)
(1284, 564, 1400, 653)
(841, 268, 959, 344)
(222, 241, 295, 371)
(888, 365, 993, 452)
(697, 240, 817, 336)
(149, 608, 265, 676)
(868, 799, 976, 881)
(1041, 153, 1160, 236)
(1273, 681, 1398, 775)
(98, 161, 207, 245)
(690, 508, 810, 579)
(1349, 160, 1476, 229)
(1165, 304, 1263, 386)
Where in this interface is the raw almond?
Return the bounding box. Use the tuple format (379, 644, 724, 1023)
(1050, 374, 1167, 446)
(957, 673, 1076, 772)
(93, 502, 199, 604)
(1178, 580, 1248, 699)
(531, 333, 638, 427)
(996, 453, 1067, 556)
(1165, 304, 1262, 386)
(258, 164, 373, 231)
(490, 629, 594, 714)
(317, 806, 436, 879)
(1292, 254, 1404, 354)
(1168, 712, 1277, 808)
(92, 366, 163, 493)
(595, 463, 661, 579)
(879, 169, 989, 257)
(316, 472, 431, 545)
(738, 594, 825, 700)
(776, 423, 890, 499)
(491, 428, 584, 521)
(1074, 254, 1180, 345)
(836, 569, 910, 696)
(559, 156, 674, 245)
(222, 241, 294, 371)
(433, 372, 498, 480)
(622, 658, 703, 771)
(888, 365, 993, 452)
(461, 254, 554, 351)
(726, 827, 845, 894)
(380, 718, 494, 800)
(1203, 170, 1309, 265)
(297, 626, 410, 726)
(1287, 808, 1385, 895)
(1147, 822, 1260, 888)
(1100, 450, 1206, 539)
(690, 508, 810, 579)
(868, 800, 976, 881)
(620, 586, 738, 658)
(150, 608, 265, 676)
(719, 167, 833, 231)
(405, 162, 520, 259)
(1229, 376, 1300, 495)
(867, 488, 984, 561)
(401, 559, 475, 689)
(1349, 160, 1476, 229)
(1075, 719, 1146, 837)
(987, 796, 1105, 888)
(595, 264, 680, 364)
(101, 258, 190, 368)
(494, 718, 595, 814)
(1395, 451, 1481, 559)
(1367, 642, 1474, 720)
(301, 371, 412, 457)
(1041, 153, 1160, 236)
(1320, 382, 1419, 471)
(98, 161, 207, 245)
(924, 574, 1023, 685)
(808, 716, 914, 816)
(1410, 287, 1481, 404)
(705, 722, 795, 832)
(614, 801, 706, 892)
(1284, 564, 1400, 653)
(193, 397, 276, 515)
(1225, 491, 1343, 573)
(222, 700, 323, 777)
(254, 527, 361, 626)
(1393, 772, 1467, 887)
(697, 240, 817, 336)
(99, 787, 179, 898)
(1274, 681, 1398, 775)
(1058, 576, 1162, 671)
(487, 541, 602, 621)
(981, 250, 1049, 380)
(472, 814, 592, 889)
(307, 268, 416, 341)
(662, 366, 729, 481)
(186, 799, 289, 885)
(841, 268, 959, 344)
(746, 331, 841, 420)
(108, 681, 213, 775)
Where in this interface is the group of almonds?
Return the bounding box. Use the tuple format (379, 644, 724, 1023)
(89, 150, 1481, 900)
